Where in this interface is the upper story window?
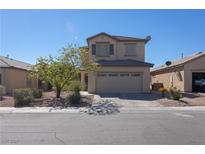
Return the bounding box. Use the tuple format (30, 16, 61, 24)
(96, 42, 109, 57)
(125, 43, 136, 56)
(92, 42, 114, 57)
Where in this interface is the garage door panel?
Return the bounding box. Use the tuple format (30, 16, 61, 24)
(96, 72, 142, 93)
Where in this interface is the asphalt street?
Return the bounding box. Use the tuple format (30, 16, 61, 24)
(1, 109, 205, 144)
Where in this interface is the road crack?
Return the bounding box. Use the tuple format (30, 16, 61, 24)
(54, 132, 66, 145)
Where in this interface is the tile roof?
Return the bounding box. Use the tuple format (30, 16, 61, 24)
(0, 56, 32, 70)
(87, 32, 151, 43)
(151, 52, 205, 73)
(112, 35, 150, 42)
(96, 59, 154, 67)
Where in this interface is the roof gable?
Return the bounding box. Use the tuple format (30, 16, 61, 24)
(0, 56, 32, 71)
(151, 52, 205, 73)
(87, 32, 116, 42)
(87, 32, 151, 43)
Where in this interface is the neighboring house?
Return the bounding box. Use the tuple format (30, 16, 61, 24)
(81, 32, 154, 94)
(151, 52, 205, 92)
(0, 56, 38, 94)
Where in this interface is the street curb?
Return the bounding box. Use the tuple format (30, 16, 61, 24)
(120, 107, 205, 113)
(1, 106, 205, 113)
(0, 107, 85, 114)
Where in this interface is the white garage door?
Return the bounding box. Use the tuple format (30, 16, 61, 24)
(96, 72, 142, 93)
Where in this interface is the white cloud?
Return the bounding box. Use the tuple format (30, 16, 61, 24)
(65, 21, 80, 42)
(66, 21, 76, 34)
(74, 36, 78, 40)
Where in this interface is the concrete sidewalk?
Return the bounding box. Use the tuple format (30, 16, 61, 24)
(0, 107, 84, 113)
(1, 106, 205, 113)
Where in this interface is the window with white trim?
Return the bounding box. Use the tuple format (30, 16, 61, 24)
(125, 43, 136, 56)
(96, 42, 109, 57)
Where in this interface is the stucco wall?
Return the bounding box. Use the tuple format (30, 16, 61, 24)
(151, 67, 185, 91)
(88, 34, 117, 61)
(0, 68, 38, 93)
(116, 41, 145, 61)
(184, 55, 205, 92)
(88, 34, 145, 62)
(88, 66, 151, 93)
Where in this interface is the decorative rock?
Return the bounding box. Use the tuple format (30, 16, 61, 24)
(86, 99, 120, 115)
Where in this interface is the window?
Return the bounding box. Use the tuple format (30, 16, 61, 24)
(125, 43, 136, 56)
(109, 73, 118, 77)
(92, 44, 96, 55)
(97, 73, 107, 77)
(96, 42, 109, 57)
(131, 73, 140, 77)
(109, 44, 114, 55)
(120, 73, 129, 77)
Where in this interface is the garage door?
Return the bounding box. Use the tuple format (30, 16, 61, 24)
(192, 72, 205, 92)
(96, 72, 142, 93)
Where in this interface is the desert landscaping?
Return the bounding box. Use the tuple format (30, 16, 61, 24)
(1, 89, 205, 109)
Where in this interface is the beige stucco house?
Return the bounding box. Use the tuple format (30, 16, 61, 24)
(81, 32, 154, 94)
(0, 56, 38, 94)
(151, 52, 205, 92)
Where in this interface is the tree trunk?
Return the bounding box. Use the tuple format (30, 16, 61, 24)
(56, 87, 61, 98)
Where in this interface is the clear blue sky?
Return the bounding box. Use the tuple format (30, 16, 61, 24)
(0, 9, 205, 67)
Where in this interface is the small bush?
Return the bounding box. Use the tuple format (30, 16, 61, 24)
(159, 87, 168, 97)
(13, 88, 33, 107)
(68, 81, 81, 105)
(32, 89, 42, 98)
(68, 91, 81, 105)
(169, 87, 182, 100)
(0, 85, 5, 100)
(69, 80, 81, 92)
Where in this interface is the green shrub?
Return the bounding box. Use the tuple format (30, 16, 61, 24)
(32, 89, 42, 98)
(69, 80, 81, 92)
(0, 85, 5, 100)
(169, 87, 182, 100)
(68, 81, 81, 105)
(13, 88, 33, 107)
(68, 91, 81, 105)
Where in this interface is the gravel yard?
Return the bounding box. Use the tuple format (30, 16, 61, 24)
(0, 96, 15, 107)
(158, 93, 205, 107)
(1, 91, 205, 108)
(158, 98, 188, 107)
(0, 91, 93, 108)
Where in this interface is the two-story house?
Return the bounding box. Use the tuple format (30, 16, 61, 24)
(81, 32, 154, 94)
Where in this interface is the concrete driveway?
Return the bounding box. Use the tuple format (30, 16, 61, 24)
(98, 93, 161, 107)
